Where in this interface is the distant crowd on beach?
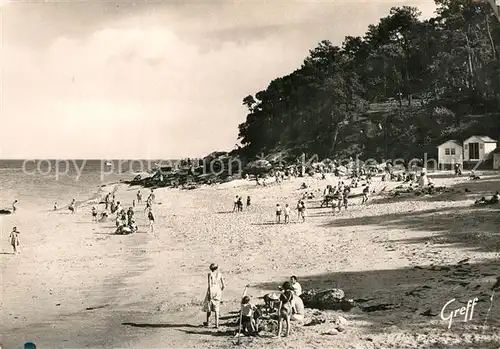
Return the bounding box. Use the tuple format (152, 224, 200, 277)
(4, 187, 161, 255)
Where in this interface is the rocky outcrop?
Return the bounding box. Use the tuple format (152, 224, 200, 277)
(301, 288, 357, 311)
(128, 153, 248, 189)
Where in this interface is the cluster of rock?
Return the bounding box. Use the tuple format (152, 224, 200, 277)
(126, 148, 384, 190)
(128, 152, 250, 189)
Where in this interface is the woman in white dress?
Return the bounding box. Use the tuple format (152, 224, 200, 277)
(202, 263, 226, 328)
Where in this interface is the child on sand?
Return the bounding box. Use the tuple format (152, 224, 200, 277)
(233, 196, 239, 212)
(284, 204, 291, 223)
(277, 282, 294, 337)
(298, 201, 306, 222)
(9, 227, 20, 254)
(120, 211, 128, 226)
(91, 206, 98, 222)
(148, 209, 155, 233)
(137, 190, 142, 204)
(53, 202, 58, 211)
(241, 296, 258, 336)
(296, 200, 302, 220)
(246, 196, 251, 207)
(276, 204, 282, 223)
(144, 198, 152, 213)
(116, 201, 123, 215)
(362, 186, 370, 204)
(127, 207, 134, 225)
(237, 196, 243, 212)
(342, 188, 349, 210)
(99, 211, 109, 222)
(12, 200, 18, 214)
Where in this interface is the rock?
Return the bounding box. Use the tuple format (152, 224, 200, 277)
(420, 309, 437, 317)
(322, 328, 339, 335)
(336, 325, 347, 332)
(335, 315, 348, 326)
(305, 312, 328, 326)
(301, 289, 356, 311)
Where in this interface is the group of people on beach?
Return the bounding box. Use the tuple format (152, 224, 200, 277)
(201, 263, 305, 338)
(233, 195, 251, 212)
(474, 191, 500, 205)
(101, 189, 155, 233)
(275, 200, 306, 223)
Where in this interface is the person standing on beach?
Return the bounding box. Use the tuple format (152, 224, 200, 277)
(127, 207, 134, 225)
(144, 197, 152, 213)
(237, 196, 243, 212)
(342, 187, 350, 210)
(12, 200, 18, 214)
(298, 201, 306, 222)
(69, 199, 76, 214)
(91, 206, 98, 223)
(104, 193, 110, 210)
(284, 204, 291, 224)
(277, 282, 294, 337)
(362, 185, 370, 204)
(246, 196, 251, 208)
(53, 202, 58, 211)
(148, 209, 155, 233)
(137, 190, 142, 204)
(9, 227, 20, 254)
(202, 263, 226, 328)
(233, 196, 239, 212)
(276, 204, 282, 223)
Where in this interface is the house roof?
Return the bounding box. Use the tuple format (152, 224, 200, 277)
(437, 140, 462, 147)
(492, 147, 500, 154)
(464, 135, 498, 143)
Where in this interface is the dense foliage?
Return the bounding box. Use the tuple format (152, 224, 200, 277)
(236, 1, 500, 161)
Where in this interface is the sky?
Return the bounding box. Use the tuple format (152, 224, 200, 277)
(0, 0, 437, 159)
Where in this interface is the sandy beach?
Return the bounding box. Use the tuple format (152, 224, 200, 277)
(1, 171, 499, 349)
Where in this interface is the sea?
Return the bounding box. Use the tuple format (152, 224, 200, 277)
(0, 160, 165, 211)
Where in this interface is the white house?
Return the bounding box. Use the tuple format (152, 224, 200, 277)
(463, 135, 498, 162)
(437, 140, 463, 170)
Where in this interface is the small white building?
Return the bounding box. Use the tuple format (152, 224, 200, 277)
(437, 140, 463, 170)
(463, 135, 498, 162)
